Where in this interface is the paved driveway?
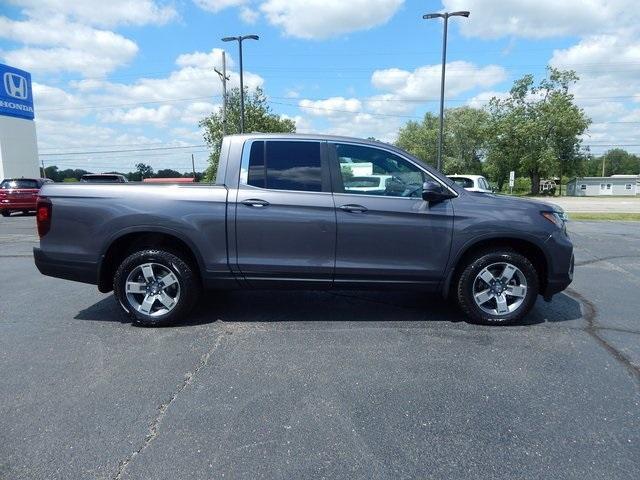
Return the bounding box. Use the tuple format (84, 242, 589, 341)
(1, 215, 638, 479)
(531, 195, 640, 212)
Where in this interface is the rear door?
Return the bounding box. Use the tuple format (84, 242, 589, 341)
(329, 142, 454, 287)
(234, 139, 336, 287)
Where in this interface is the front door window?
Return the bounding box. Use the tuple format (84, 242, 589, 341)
(336, 143, 425, 198)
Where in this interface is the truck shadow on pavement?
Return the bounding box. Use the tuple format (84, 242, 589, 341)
(74, 290, 583, 328)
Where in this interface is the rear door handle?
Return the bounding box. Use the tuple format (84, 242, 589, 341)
(339, 204, 368, 213)
(241, 198, 270, 208)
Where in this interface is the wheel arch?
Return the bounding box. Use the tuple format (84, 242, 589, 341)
(443, 236, 549, 299)
(98, 228, 204, 293)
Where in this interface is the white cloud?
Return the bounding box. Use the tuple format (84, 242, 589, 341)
(260, 0, 404, 39)
(239, 7, 259, 24)
(33, 47, 263, 142)
(31, 82, 87, 121)
(296, 61, 506, 141)
(193, 0, 247, 12)
(180, 102, 218, 124)
(466, 90, 508, 109)
(372, 62, 506, 100)
(0, 15, 138, 76)
(299, 97, 362, 117)
(176, 48, 234, 70)
(99, 105, 178, 125)
(6, 0, 177, 27)
(442, 0, 639, 39)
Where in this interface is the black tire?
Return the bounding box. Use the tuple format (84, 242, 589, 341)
(1, 210, 9, 217)
(456, 249, 539, 325)
(113, 249, 201, 327)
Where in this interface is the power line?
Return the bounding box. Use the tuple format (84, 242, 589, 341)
(38, 95, 221, 112)
(40, 144, 208, 156)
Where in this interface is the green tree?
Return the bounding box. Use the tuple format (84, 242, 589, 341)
(57, 168, 90, 181)
(395, 108, 489, 174)
(155, 168, 183, 178)
(44, 165, 60, 182)
(200, 87, 296, 180)
(486, 68, 590, 194)
(396, 112, 439, 167)
(590, 149, 640, 176)
(134, 163, 154, 180)
(443, 107, 489, 175)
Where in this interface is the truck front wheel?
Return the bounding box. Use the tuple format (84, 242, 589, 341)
(456, 249, 539, 325)
(113, 249, 201, 326)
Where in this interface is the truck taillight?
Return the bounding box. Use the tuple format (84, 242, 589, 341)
(36, 196, 52, 237)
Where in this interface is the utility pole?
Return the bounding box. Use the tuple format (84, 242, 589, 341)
(222, 35, 259, 133)
(41, 159, 46, 178)
(191, 153, 196, 180)
(602, 155, 606, 177)
(214, 51, 230, 135)
(423, 10, 470, 171)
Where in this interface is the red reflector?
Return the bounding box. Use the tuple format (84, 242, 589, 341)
(36, 196, 52, 237)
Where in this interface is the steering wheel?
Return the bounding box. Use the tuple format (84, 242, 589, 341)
(401, 183, 422, 198)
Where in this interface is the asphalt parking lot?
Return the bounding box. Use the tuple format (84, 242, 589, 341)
(1, 215, 639, 479)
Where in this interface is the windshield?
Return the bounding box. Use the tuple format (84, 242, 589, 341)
(1, 179, 39, 189)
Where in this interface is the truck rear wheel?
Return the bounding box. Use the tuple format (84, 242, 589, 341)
(1, 210, 9, 217)
(456, 249, 538, 325)
(113, 249, 201, 327)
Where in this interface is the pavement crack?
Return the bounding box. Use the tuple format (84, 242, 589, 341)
(566, 288, 640, 388)
(113, 331, 227, 479)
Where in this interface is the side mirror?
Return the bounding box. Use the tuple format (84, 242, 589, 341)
(422, 180, 453, 203)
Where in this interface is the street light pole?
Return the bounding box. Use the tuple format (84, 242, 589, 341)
(423, 11, 470, 171)
(222, 35, 259, 134)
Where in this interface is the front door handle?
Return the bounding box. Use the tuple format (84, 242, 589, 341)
(241, 198, 270, 208)
(339, 204, 368, 213)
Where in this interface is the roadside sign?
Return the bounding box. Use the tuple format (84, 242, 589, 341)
(509, 171, 515, 187)
(0, 63, 34, 120)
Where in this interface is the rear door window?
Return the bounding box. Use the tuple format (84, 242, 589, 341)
(247, 140, 322, 192)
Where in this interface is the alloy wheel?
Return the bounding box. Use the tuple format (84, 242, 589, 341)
(125, 262, 181, 316)
(472, 262, 528, 316)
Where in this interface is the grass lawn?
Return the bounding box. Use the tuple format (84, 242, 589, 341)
(569, 212, 640, 221)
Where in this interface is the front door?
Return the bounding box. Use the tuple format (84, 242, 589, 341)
(234, 139, 336, 287)
(329, 142, 454, 287)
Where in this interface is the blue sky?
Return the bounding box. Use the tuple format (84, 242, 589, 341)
(1, 0, 639, 173)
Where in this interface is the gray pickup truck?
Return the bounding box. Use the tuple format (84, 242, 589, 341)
(34, 134, 574, 326)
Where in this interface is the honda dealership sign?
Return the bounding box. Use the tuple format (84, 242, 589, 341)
(0, 63, 39, 180)
(0, 63, 34, 120)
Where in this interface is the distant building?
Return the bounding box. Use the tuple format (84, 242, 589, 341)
(566, 175, 639, 196)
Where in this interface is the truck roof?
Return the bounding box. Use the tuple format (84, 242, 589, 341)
(225, 133, 394, 147)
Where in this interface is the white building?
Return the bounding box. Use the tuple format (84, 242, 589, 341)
(566, 175, 639, 196)
(0, 63, 39, 180)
